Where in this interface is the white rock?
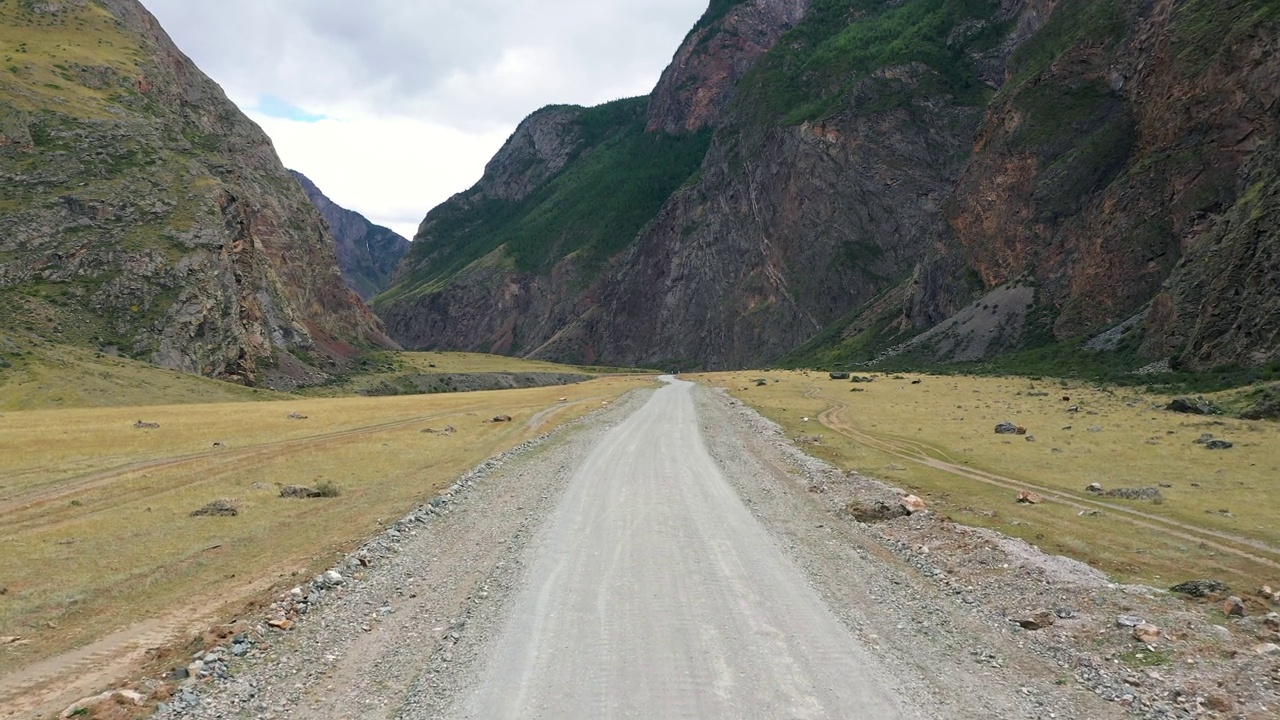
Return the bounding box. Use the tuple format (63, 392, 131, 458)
(61, 690, 144, 718)
(323, 570, 344, 585)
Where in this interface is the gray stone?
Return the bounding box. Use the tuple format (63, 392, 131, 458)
(1170, 579, 1230, 598)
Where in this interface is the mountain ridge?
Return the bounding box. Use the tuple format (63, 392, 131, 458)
(289, 170, 410, 301)
(378, 0, 1280, 373)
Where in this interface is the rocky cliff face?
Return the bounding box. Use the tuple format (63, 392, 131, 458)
(380, 0, 1280, 372)
(374, 98, 711, 358)
(290, 171, 410, 301)
(0, 0, 391, 384)
(901, 0, 1280, 370)
(646, 0, 809, 134)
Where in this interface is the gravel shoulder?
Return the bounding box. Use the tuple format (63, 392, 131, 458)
(143, 380, 1279, 720)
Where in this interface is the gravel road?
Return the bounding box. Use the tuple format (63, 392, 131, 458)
(449, 377, 904, 718)
(156, 378, 1140, 720)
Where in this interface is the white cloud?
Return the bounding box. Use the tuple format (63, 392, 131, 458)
(250, 112, 510, 240)
(142, 1, 712, 236)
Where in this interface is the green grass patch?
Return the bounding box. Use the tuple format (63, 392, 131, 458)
(736, 0, 1002, 126)
(1004, 0, 1127, 89)
(1172, 0, 1280, 76)
(1119, 649, 1173, 668)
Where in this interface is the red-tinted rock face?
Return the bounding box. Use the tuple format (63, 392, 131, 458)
(647, 0, 810, 135)
(930, 0, 1280, 368)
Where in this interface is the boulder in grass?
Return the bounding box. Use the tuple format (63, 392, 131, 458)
(191, 499, 239, 517)
(1170, 579, 1230, 598)
(995, 422, 1019, 435)
(1167, 397, 1217, 415)
(280, 485, 324, 499)
(829, 372, 851, 380)
(1016, 491, 1042, 505)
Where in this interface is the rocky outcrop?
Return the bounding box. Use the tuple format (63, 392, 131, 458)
(905, 0, 1280, 369)
(646, 0, 810, 134)
(375, 97, 712, 358)
(0, 0, 392, 383)
(564, 73, 981, 368)
(1141, 142, 1280, 369)
(289, 171, 410, 300)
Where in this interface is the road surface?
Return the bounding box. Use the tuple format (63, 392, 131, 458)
(451, 378, 905, 718)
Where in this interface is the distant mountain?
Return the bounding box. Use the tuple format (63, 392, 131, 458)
(376, 0, 1280, 374)
(290, 171, 410, 300)
(0, 0, 393, 386)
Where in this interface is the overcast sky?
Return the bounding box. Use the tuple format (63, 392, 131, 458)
(143, 0, 711, 240)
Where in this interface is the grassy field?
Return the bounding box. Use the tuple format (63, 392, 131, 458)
(0, 346, 657, 701)
(692, 370, 1280, 595)
(299, 350, 653, 398)
(0, 337, 281, 410)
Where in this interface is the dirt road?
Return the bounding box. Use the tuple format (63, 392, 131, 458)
(451, 378, 903, 718)
(153, 380, 1140, 720)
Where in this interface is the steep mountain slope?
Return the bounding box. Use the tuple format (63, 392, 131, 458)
(290, 170, 410, 300)
(900, 0, 1280, 369)
(381, 0, 1280, 373)
(793, 0, 1280, 372)
(0, 0, 392, 385)
(374, 97, 713, 358)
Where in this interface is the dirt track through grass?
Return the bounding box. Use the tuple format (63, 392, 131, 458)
(810, 387, 1280, 568)
(0, 375, 652, 711)
(694, 371, 1280, 594)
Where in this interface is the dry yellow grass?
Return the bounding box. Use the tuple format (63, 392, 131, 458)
(301, 350, 652, 398)
(0, 373, 656, 677)
(691, 371, 1280, 594)
(0, 1, 148, 118)
(0, 340, 279, 411)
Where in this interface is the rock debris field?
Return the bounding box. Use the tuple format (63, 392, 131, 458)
(127, 379, 1278, 719)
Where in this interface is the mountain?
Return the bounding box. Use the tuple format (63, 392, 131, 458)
(0, 0, 393, 386)
(376, 0, 1280, 374)
(289, 171, 410, 301)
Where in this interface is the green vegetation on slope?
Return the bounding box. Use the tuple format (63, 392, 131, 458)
(737, 0, 1004, 125)
(376, 98, 711, 306)
(689, 0, 753, 36)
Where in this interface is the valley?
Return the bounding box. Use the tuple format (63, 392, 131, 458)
(1, 0, 1278, 717)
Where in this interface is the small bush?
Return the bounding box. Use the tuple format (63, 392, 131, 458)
(314, 481, 341, 498)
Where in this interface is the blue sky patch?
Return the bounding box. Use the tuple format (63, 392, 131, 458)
(253, 95, 329, 123)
